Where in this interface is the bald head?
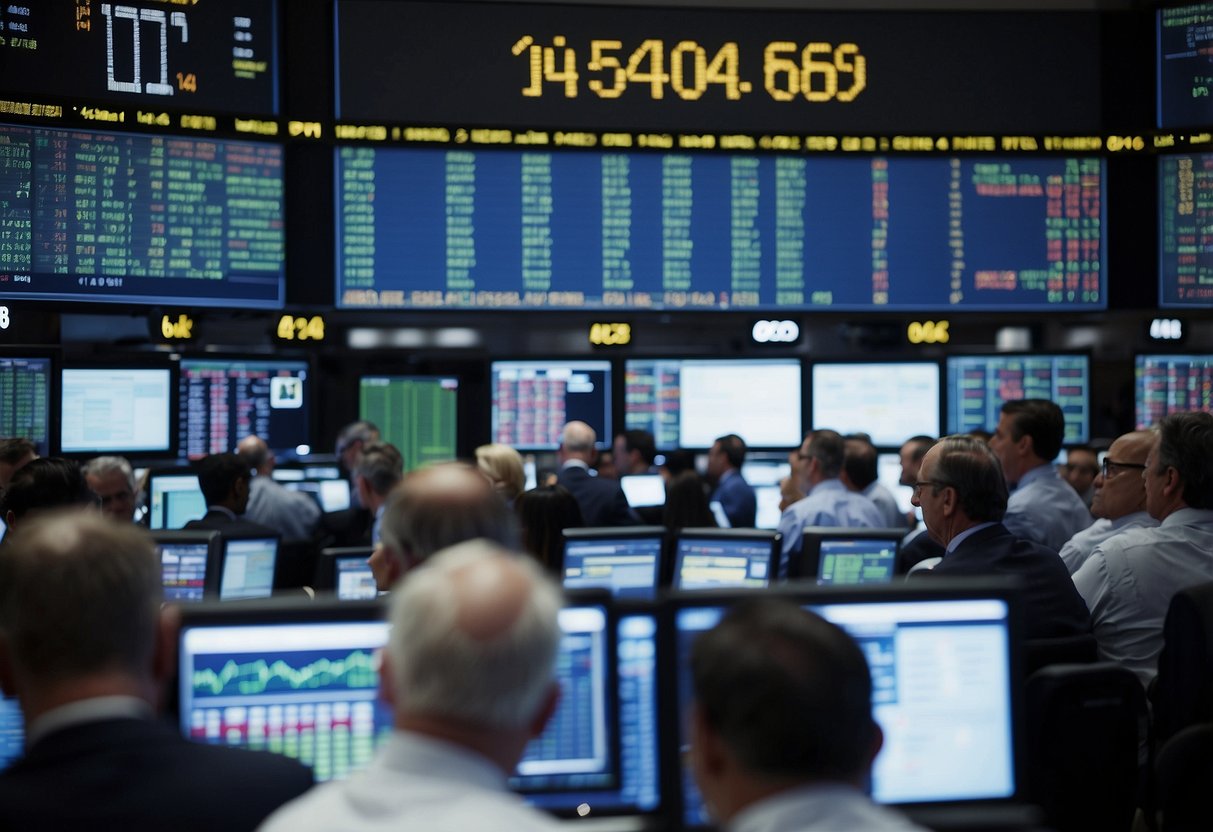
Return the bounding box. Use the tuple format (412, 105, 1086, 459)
(236, 435, 272, 473)
(1091, 430, 1153, 521)
(560, 421, 597, 461)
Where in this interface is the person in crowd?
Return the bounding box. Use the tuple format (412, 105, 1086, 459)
(707, 434, 756, 528)
(236, 436, 321, 542)
(475, 443, 526, 504)
(514, 484, 583, 576)
(259, 540, 564, 832)
(592, 450, 619, 480)
(1073, 412, 1213, 687)
(183, 453, 276, 538)
(555, 421, 635, 527)
(370, 462, 517, 591)
(842, 436, 905, 530)
(688, 599, 928, 832)
(1, 457, 94, 533)
(989, 399, 1092, 551)
(613, 429, 659, 477)
(0, 510, 312, 829)
(909, 435, 1090, 639)
(892, 436, 946, 572)
(335, 420, 381, 510)
(353, 441, 404, 545)
(778, 430, 883, 575)
(897, 435, 935, 524)
(664, 470, 719, 533)
(1057, 430, 1157, 575)
(1060, 445, 1101, 509)
(0, 438, 37, 494)
(81, 455, 137, 523)
(968, 428, 994, 443)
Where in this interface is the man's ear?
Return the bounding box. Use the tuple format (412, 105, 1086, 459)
(529, 680, 561, 738)
(940, 484, 959, 517)
(1163, 467, 1184, 501)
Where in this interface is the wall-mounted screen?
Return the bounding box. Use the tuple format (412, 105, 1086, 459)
(359, 376, 459, 471)
(0, 356, 52, 456)
(811, 362, 940, 447)
(1159, 153, 1213, 307)
(60, 367, 171, 454)
(336, 148, 1105, 312)
(947, 354, 1090, 445)
(1136, 354, 1213, 428)
(1158, 4, 1213, 129)
(0, 125, 285, 308)
(491, 360, 612, 450)
(179, 359, 309, 460)
(624, 359, 801, 450)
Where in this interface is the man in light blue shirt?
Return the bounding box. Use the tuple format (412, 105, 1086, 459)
(989, 399, 1092, 552)
(778, 430, 883, 576)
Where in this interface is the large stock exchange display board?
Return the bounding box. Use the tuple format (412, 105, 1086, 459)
(1159, 152, 1213, 307)
(336, 149, 1104, 312)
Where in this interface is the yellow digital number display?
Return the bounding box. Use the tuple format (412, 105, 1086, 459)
(907, 320, 950, 345)
(159, 313, 195, 340)
(589, 322, 632, 346)
(277, 314, 325, 342)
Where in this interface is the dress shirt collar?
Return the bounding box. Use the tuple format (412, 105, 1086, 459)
(1160, 507, 1213, 528)
(1013, 463, 1056, 491)
(946, 521, 999, 554)
(560, 459, 590, 472)
(1110, 510, 1152, 530)
(728, 783, 869, 832)
(381, 730, 509, 793)
(27, 695, 153, 747)
(807, 478, 847, 497)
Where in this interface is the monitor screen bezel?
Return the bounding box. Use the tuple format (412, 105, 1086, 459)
(151, 529, 223, 602)
(490, 358, 614, 451)
(808, 358, 943, 449)
(217, 534, 281, 602)
(313, 546, 376, 594)
(671, 528, 781, 591)
(0, 347, 60, 457)
(59, 359, 179, 458)
(1133, 351, 1213, 428)
(357, 373, 462, 471)
(145, 466, 206, 531)
(791, 526, 909, 582)
(561, 526, 668, 598)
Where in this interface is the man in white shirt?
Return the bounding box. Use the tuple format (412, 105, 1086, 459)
(1073, 412, 1213, 687)
(1058, 430, 1157, 575)
(237, 435, 321, 542)
(687, 599, 927, 832)
(260, 539, 565, 832)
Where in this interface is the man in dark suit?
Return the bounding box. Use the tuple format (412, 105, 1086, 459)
(556, 421, 635, 528)
(0, 509, 312, 830)
(910, 434, 1090, 640)
(183, 452, 277, 538)
(707, 434, 757, 528)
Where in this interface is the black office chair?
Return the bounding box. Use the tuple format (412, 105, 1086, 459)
(1155, 723, 1213, 832)
(1152, 581, 1213, 747)
(1025, 663, 1147, 832)
(1023, 632, 1099, 677)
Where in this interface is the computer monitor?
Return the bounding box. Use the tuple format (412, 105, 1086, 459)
(313, 547, 378, 601)
(796, 527, 904, 585)
(0, 695, 22, 773)
(811, 362, 940, 448)
(147, 469, 207, 531)
(178, 358, 311, 461)
(176, 599, 393, 783)
(1135, 354, 1213, 428)
(1159, 152, 1213, 307)
(669, 583, 1021, 828)
(510, 597, 618, 795)
(619, 474, 665, 508)
(153, 530, 222, 603)
(272, 464, 352, 513)
(741, 458, 791, 530)
(562, 528, 666, 600)
(1158, 4, 1213, 130)
(359, 375, 459, 471)
(624, 358, 803, 450)
(218, 537, 279, 601)
(491, 360, 612, 450)
(946, 354, 1090, 445)
(672, 529, 780, 590)
(0, 354, 53, 456)
(60, 366, 173, 455)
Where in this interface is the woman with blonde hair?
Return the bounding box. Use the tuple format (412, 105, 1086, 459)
(475, 443, 526, 503)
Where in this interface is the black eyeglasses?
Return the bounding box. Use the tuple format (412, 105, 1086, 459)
(912, 480, 948, 496)
(1101, 459, 1147, 479)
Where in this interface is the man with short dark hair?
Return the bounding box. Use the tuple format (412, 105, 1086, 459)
(353, 441, 404, 545)
(1, 457, 94, 533)
(898, 436, 935, 489)
(183, 452, 276, 538)
(0, 510, 312, 829)
(989, 399, 1092, 551)
(707, 434, 756, 528)
(0, 438, 37, 494)
(842, 436, 905, 529)
(1060, 445, 1100, 509)
(688, 599, 926, 831)
(612, 429, 658, 477)
(910, 435, 1089, 639)
(1073, 412, 1213, 686)
(82, 455, 137, 523)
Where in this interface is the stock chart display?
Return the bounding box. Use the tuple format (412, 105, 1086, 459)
(947, 355, 1090, 444)
(1136, 354, 1213, 428)
(0, 356, 50, 455)
(1158, 3, 1213, 129)
(0, 124, 285, 307)
(179, 359, 309, 460)
(0, 1, 278, 116)
(359, 376, 459, 472)
(1159, 153, 1213, 306)
(337, 149, 1104, 311)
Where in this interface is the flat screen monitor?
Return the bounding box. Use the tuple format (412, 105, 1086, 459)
(624, 359, 802, 450)
(491, 361, 612, 450)
(60, 367, 172, 455)
(1159, 153, 1213, 307)
(0, 695, 22, 773)
(0, 124, 285, 309)
(153, 530, 221, 603)
(218, 537, 279, 601)
(179, 359, 310, 461)
(562, 528, 665, 600)
(510, 599, 618, 795)
(176, 599, 393, 783)
(811, 362, 940, 447)
(797, 528, 903, 585)
(1136, 354, 1213, 427)
(741, 459, 791, 530)
(672, 529, 779, 590)
(1158, 4, 1213, 130)
(671, 584, 1019, 827)
(147, 469, 207, 531)
(619, 474, 665, 508)
(313, 547, 378, 601)
(0, 355, 52, 456)
(946, 354, 1090, 445)
(359, 375, 459, 471)
(272, 464, 350, 513)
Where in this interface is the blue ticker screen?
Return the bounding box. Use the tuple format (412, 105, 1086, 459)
(947, 355, 1090, 444)
(336, 148, 1105, 311)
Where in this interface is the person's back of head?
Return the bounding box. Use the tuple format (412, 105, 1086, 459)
(514, 484, 583, 574)
(560, 421, 597, 461)
(842, 437, 879, 491)
(929, 435, 1009, 523)
(620, 429, 657, 472)
(1156, 411, 1213, 512)
(662, 449, 697, 479)
(808, 429, 846, 481)
(663, 470, 717, 532)
(1001, 399, 1065, 464)
(2, 457, 93, 529)
(689, 599, 880, 820)
(193, 452, 250, 509)
(714, 434, 747, 471)
(354, 441, 405, 499)
(336, 420, 380, 472)
(475, 443, 526, 501)
(0, 438, 38, 491)
(236, 435, 272, 473)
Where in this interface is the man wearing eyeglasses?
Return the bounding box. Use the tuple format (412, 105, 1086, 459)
(1057, 431, 1158, 575)
(1072, 412, 1213, 687)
